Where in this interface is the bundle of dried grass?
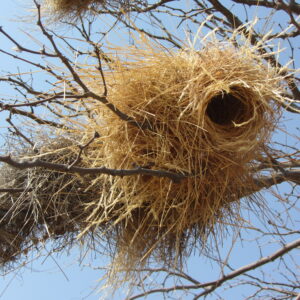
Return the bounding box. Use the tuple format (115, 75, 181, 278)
(77, 36, 286, 274)
(44, 0, 134, 19)
(43, 0, 105, 19)
(0, 30, 287, 285)
(0, 138, 100, 267)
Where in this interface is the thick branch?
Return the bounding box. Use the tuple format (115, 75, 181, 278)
(0, 188, 27, 193)
(0, 155, 186, 183)
(238, 171, 300, 198)
(232, 0, 300, 15)
(253, 171, 300, 189)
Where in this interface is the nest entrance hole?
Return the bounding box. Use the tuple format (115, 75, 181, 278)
(206, 92, 247, 126)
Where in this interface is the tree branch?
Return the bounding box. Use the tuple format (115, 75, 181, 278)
(0, 155, 187, 183)
(129, 238, 300, 300)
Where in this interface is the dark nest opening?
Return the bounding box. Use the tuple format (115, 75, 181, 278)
(206, 92, 248, 126)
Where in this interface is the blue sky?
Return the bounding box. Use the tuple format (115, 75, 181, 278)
(0, 2, 106, 299)
(0, 1, 299, 300)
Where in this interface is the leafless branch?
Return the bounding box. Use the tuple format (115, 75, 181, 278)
(0, 155, 187, 183)
(129, 238, 300, 300)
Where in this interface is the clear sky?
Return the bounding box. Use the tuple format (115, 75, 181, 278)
(0, 2, 106, 299)
(0, 1, 298, 300)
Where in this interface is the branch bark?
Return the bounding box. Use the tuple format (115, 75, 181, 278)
(0, 155, 187, 183)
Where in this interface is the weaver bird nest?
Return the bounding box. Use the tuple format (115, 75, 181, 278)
(0, 37, 287, 280)
(0, 139, 99, 267)
(44, 0, 135, 19)
(78, 40, 284, 271)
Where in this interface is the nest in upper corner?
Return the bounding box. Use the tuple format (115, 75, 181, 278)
(44, 0, 135, 20)
(45, 0, 104, 18)
(77, 37, 286, 274)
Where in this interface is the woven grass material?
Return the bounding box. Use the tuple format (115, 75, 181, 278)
(44, 0, 105, 19)
(77, 40, 285, 272)
(44, 0, 133, 19)
(0, 35, 287, 278)
(0, 139, 99, 267)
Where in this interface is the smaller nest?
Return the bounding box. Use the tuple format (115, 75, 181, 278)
(44, 0, 132, 19)
(0, 138, 100, 268)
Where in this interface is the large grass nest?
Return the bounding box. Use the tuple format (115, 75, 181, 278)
(76, 39, 285, 273)
(0, 35, 287, 282)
